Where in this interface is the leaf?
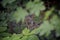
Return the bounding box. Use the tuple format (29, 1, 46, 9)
(10, 34, 23, 40)
(2, 0, 16, 6)
(26, 1, 45, 16)
(58, 10, 60, 15)
(50, 15, 60, 36)
(0, 27, 7, 32)
(26, 1, 35, 9)
(44, 7, 54, 20)
(30, 2, 45, 16)
(0, 33, 12, 37)
(22, 28, 30, 35)
(12, 7, 28, 23)
(2, 37, 10, 40)
(50, 15, 59, 25)
(20, 36, 29, 40)
(39, 21, 54, 36)
(30, 27, 41, 34)
(6, 3, 17, 11)
(2, 34, 23, 40)
(28, 35, 39, 40)
(20, 35, 39, 40)
(34, 0, 40, 3)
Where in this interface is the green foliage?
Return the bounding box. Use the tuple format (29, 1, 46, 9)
(0, 12, 8, 27)
(2, 0, 16, 6)
(0, 0, 60, 40)
(34, 0, 40, 2)
(2, 31, 39, 40)
(44, 7, 54, 20)
(26, 0, 45, 16)
(19, 35, 39, 40)
(11, 0, 45, 23)
(12, 7, 28, 23)
(20, 36, 28, 40)
(30, 21, 54, 36)
(0, 33, 12, 37)
(2, 34, 23, 40)
(39, 21, 54, 36)
(22, 28, 30, 35)
(50, 15, 60, 36)
(27, 35, 39, 40)
(0, 27, 7, 32)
